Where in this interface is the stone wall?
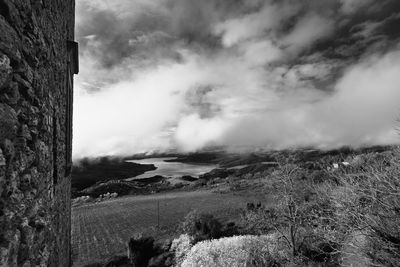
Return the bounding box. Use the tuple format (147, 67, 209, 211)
(0, 0, 75, 266)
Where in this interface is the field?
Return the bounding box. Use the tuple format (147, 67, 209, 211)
(71, 189, 268, 266)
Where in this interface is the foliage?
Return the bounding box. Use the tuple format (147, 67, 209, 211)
(329, 150, 400, 266)
(80, 180, 143, 198)
(148, 252, 174, 267)
(264, 150, 400, 265)
(309, 170, 337, 184)
(127, 235, 157, 267)
(235, 150, 400, 266)
(181, 235, 286, 267)
(221, 221, 240, 237)
(170, 234, 194, 266)
(266, 165, 312, 257)
(73, 147, 400, 266)
(259, 164, 343, 265)
(83, 263, 103, 267)
(180, 210, 223, 242)
(103, 255, 131, 267)
(240, 204, 275, 235)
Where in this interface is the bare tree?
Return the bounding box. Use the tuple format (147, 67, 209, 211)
(328, 150, 400, 266)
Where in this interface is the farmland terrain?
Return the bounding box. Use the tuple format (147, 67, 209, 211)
(71, 145, 398, 266)
(71, 189, 269, 266)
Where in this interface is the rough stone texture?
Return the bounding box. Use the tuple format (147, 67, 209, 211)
(0, 0, 75, 266)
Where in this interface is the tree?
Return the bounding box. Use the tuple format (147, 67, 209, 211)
(329, 150, 400, 266)
(263, 164, 341, 264)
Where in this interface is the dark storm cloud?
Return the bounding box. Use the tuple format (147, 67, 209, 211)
(76, 1, 173, 68)
(73, 0, 400, 158)
(76, 0, 400, 66)
(311, 1, 400, 60)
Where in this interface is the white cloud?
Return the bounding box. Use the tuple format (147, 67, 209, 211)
(213, 2, 299, 47)
(281, 14, 334, 52)
(73, 0, 400, 158)
(174, 114, 231, 152)
(74, 46, 400, 157)
(220, 49, 400, 150)
(240, 40, 283, 66)
(73, 60, 197, 158)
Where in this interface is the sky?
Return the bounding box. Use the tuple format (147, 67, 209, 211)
(73, 0, 400, 159)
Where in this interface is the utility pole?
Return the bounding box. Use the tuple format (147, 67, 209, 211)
(157, 199, 160, 230)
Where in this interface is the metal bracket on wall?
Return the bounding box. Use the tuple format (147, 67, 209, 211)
(67, 40, 79, 74)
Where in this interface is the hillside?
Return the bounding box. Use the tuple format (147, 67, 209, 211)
(72, 157, 156, 191)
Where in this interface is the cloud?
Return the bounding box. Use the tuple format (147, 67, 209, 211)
(218, 49, 400, 150)
(174, 114, 231, 152)
(240, 40, 283, 66)
(213, 1, 300, 47)
(281, 14, 334, 52)
(73, 0, 400, 158)
(340, 0, 375, 14)
(73, 58, 198, 157)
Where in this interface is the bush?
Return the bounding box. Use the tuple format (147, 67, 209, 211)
(170, 234, 194, 266)
(240, 205, 276, 235)
(221, 222, 240, 237)
(297, 233, 340, 265)
(103, 255, 130, 267)
(180, 176, 197, 182)
(127, 235, 157, 267)
(194, 178, 207, 187)
(309, 170, 332, 184)
(148, 252, 174, 267)
(181, 234, 286, 267)
(180, 210, 223, 242)
(83, 263, 103, 267)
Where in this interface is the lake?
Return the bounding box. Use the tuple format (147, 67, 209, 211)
(125, 157, 218, 180)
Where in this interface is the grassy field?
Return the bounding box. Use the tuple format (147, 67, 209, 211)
(71, 189, 268, 266)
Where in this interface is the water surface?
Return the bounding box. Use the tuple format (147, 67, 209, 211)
(126, 157, 218, 180)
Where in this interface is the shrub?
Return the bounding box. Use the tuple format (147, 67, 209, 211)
(297, 233, 340, 265)
(180, 210, 223, 242)
(181, 176, 197, 182)
(127, 235, 157, 267)
(103, 255, 130, 267)
(148, 252, 174, 267)
(83, 263, 103, 267)
(194, 178, 207, 187)
(181, 234, 287, 267)
(227, 176, 246, 191)
(240, 205, 275, 235)
(229, 180, 243, 191)
(170, 234, 194, 266)
(310, 170, 330, 184)
(221, 222, 240, 237)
